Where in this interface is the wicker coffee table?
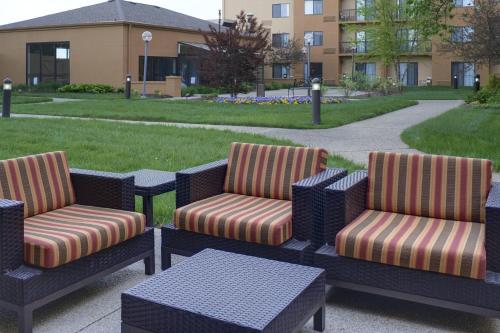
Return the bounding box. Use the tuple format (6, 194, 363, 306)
(125, 169, 176, 227)
(122, 249, 326, 333)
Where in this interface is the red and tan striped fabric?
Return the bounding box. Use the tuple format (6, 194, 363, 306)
(367, 152, 492, 223)
(24, 204, 145, 268)
(174, 193, 292, 246)
(0, 152, 75, 218)
(224, 143, 328, 201)
(336, 210, 486, 279)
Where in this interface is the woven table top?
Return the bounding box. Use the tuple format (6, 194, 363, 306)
(123, 249, 324, 330)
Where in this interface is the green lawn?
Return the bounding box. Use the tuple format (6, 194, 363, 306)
(0, 117, 361, 225)
(0, 93, 52, 105)
(11, 96, 416, 129)
(402, 105, 500, 171)
(397, 86, 473, 100)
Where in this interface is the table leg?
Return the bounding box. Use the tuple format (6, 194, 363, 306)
(313, 305, 325, 332)
(142, 195, 154, 227)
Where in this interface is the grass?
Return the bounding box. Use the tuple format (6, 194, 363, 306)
(11, 96, 416, 129)
(0, 117, 362, 225)
(397, 86, 473, 100)
(402, 105, 500, 172)
(0, 93, 52, 105)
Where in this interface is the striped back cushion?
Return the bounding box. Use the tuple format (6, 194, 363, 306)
(0, 152, 75, 218)
(367, 152, 493, 223)
(224, 143, 328, 200)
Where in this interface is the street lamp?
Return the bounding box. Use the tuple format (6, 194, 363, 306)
(351, 45, 357, 78)
(141, 31, 153, 98)
(304, 33, 313, 96)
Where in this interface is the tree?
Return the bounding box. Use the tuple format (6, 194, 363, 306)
(200, 11, 270, 97)
(266, 37, 305, 77)
(446, 0, 500, 71)
(353, 0, 434, 86)
(405, 0, 454, 38)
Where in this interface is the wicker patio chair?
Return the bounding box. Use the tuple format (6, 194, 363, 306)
(314, 151, 500, 317)
(0, 152, 155, 333)
(161, 142, 347, 269)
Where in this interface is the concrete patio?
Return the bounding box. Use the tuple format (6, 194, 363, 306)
(0, 229, 498, 333)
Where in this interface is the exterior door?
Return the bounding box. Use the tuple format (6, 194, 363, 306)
(399, 62, 418, 86)
(451, 62, 475, 87)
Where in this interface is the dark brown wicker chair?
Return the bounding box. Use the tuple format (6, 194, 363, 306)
(161, 143, 347, 270)
(0, 159, 154, 333)
(315, 152, 500, 317)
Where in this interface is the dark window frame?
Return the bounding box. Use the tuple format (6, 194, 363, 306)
(272, 33, 290, 48)
(272, 3, 290, 18)
(304, 31, 324, 46)
(139, 56, 178, 81)
(305, 0, 324, 15)
(25, 41, 70, 85)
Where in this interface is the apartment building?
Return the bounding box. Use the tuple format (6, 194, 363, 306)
(223, 0, 498, 86)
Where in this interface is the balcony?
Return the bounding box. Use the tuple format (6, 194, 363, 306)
(340, 9, 372, 22)
(340, 40, 432, 54)
(340, 41, 372, 54)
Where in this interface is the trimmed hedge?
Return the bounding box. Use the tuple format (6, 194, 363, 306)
(57, 84, 116, 94)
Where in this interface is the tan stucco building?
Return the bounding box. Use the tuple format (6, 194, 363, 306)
(0, 0, 215, 94)
(224, 0, 499, 86)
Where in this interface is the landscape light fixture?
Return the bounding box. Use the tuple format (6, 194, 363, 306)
(2, 78, 12, 118)
(311, 78, 321, 125)
(141, 31, 153, 97)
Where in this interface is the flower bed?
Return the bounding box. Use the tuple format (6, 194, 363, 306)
(213, 96, 343, 105)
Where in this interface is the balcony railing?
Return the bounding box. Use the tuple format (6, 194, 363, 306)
(340, 40, 432, 54)
(340, 41, 372, 54)
(339, 9, 373, 22)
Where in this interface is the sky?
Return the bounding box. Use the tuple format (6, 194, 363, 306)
(0, 0, 222, 25)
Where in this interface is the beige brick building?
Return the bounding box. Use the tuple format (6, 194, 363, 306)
(224, 0, 499, 86)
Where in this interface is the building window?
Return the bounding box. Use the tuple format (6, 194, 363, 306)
(273, 64, 290, 79)
(452, 62, 475, 86)
(305, 0, 323, 15)
(139, 56, 177, 81)
(355, 31, 367, 52)
(304, 62, 323, 79)
(451, 26, 474, 43)
(356, 0, 374, 20)
(304, 31, 324, 46)
(272, 3, 290, 18)
(454, 0, 474, 7)
(26, 42, 70, 85)
(272, 33, 290, 47)
(399, 62, 418, 86)
(355, 63, 376, 79)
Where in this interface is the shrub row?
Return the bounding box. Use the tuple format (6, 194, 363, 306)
(57, 83, 116, 94)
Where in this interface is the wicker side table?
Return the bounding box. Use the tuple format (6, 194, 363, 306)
(125, 169, 176, 227)
(122, 249, 326, 333)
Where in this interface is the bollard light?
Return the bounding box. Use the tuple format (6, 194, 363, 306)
(3, 79, 12, 91)
(125, 74, 132, 99)
(474, 74, 480, 92)
(2, 78, 13, 118)
(311, 78, 321, 126)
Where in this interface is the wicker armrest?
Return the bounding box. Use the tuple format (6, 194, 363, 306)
(70, 169, 135, 211)
(176, 160, 228, 208)
(486, 182, 500, 272)
(324, 170, 368, 246)
(0, 199, 24, 273)
(292, 168, 348, 246)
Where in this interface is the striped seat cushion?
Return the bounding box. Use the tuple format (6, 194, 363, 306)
(0, 151, 75, 218)
(224, 142, 328, 200)
(174, 193, 292, 246)
(336, 210, 486, 279)
(24, 204, 146, 269)
(367, 152, 492, 223)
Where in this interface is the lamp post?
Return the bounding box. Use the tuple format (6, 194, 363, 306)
(304, 33, 313, 97)
(125, 74, 132, 99)
(2, 78, 12, 118)
(141, 31, 153, 98)
(474, 74, 480, 92)
(311, 78, 321, 125)
(351, 46, 357, 78)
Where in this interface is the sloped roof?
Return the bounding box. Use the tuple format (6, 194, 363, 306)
(0, 0, 217, 31)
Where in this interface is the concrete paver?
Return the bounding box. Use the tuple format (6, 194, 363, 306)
(1, 229, 498, 333)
